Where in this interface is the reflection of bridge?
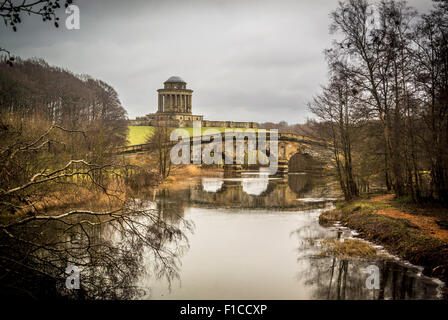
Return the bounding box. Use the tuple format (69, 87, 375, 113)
(188, 174, 335, 209)
(116, 132, 329, 175)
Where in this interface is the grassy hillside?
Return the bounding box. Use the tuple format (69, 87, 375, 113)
(127, 126, 156, 145)
(127, 126, 268, 145)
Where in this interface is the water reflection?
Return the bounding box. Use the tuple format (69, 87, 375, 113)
(298, 257, 441, 300)
(0, 201, 191, 299)
(2, 173, 443, 299)
(143, 173, 442, 300)
(188, 174, 339, 210)
(201, 178, 224, 193)
(242, 173, 269, 195)
(293, 224, 441, 300)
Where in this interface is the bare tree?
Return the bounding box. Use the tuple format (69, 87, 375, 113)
(1, 0, 74, 64)
(309, 67, 360, 201)
(0, 0, 73, 31)
(148, 127, 173, 181)
(320, 0, 448, 203)
(0, 201, 191, 299)
(0, 116, 190, 298)
(412, 0, 448, 202)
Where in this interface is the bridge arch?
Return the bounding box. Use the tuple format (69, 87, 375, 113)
(288, 153, 317, 173)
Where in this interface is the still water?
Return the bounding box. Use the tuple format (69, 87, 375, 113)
(137, 173, 444, 300)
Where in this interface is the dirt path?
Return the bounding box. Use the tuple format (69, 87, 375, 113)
(369, 194, 448, 242)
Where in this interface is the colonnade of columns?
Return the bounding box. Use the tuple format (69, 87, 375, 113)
(158, 93, 192, 113)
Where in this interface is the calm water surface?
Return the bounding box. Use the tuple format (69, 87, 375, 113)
(136, 173, 444, 300)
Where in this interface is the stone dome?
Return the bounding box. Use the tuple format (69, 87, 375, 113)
(165, 76, 186, 83)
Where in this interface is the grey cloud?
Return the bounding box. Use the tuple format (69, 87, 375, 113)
(1, 0, 434, 123)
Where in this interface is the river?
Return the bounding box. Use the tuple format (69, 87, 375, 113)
(4, 172, 443, 299)
(134, 172, 444, 300)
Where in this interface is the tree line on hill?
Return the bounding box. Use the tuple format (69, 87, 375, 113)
(0, 57, 130, 207)
(0, 57, 128, 146)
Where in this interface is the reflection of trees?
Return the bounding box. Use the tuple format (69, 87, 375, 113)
(156, 189, 187, 223)
(288, 154, 317, 172)
(288, 174, 338, 199)
(0, 201, 191, 299)
(296, 247, 439, 300)
(299, 257, 366, 300)
(292, 220, 439, 300)
(290, 223, 332, 259)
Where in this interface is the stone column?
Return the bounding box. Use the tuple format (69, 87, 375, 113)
(277, 144, 289, 176)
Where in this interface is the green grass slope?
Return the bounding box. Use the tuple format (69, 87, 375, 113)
(127, 126, 268, 146)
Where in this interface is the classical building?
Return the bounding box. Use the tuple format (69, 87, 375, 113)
(135, 76, 258, 129)
(139, 76, 203, 127)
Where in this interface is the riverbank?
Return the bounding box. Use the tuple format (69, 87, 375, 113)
(2, 165, 222, 221)
(157, 165, 223, 190)
(319, 194, 448, 292)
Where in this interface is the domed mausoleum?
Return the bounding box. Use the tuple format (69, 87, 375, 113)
(136, 76, 258, 129)
(142, 76, 203, 127)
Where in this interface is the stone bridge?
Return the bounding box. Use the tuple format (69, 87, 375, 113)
(115, 132, 330, 176)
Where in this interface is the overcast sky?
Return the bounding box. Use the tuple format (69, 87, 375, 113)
(1, 0, 434, 123)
